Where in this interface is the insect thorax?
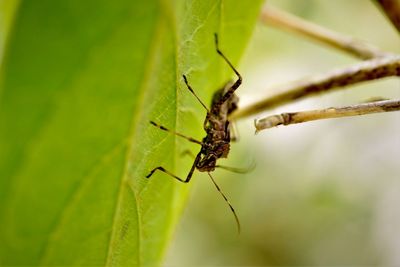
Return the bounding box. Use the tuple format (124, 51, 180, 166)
(197, 141, 230, 172)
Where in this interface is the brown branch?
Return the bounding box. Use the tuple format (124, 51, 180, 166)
(261, 6, 390, 59)
(230, 55, 400, 120)
(255, 99, 400, 133)
(375, 0, 400, 33)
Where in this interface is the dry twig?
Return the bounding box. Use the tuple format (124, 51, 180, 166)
(231, 4, 400, 129)
(375, 0, 400, 33)
(261, 6, 390, 59)
(255, 99, 400, 133)
(231, 55, 400, 120)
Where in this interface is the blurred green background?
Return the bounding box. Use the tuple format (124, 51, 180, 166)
(166, 0, 400, 265)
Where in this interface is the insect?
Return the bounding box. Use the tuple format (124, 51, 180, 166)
(146, 33, 244, 232)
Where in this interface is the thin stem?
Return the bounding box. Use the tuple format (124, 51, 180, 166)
(254, 99, 400, 133)
(230, 55, 400, 120)
(261, 6, 390, 60)
(375, 0, 400, 33)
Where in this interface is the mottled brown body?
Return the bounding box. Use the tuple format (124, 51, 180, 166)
(197, 83, 239, 172)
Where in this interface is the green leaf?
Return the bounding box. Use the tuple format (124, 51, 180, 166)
(0, 0, 263, 266)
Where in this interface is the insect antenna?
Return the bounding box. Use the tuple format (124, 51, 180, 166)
(207, 172, 241, 233)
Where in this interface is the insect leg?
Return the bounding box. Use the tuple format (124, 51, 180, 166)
(150, 121, 203, 145)
(182, 75, 210, 113)
(215, 161, 256, 174)
(208, 172, 241, 233)
(214, 33, 242, 104)
(146, 152, 201, 183)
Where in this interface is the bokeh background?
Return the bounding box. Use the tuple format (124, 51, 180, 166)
(166, 0, 400, 265)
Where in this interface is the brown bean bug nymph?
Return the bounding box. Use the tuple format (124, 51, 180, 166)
(146, 33, 243, 232)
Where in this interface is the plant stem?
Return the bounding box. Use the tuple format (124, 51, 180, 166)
(261, 6, 390, 59)
(375, 0, 400, 33)
(254, 99, 400, 133)
(231, 55, 400, 120)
